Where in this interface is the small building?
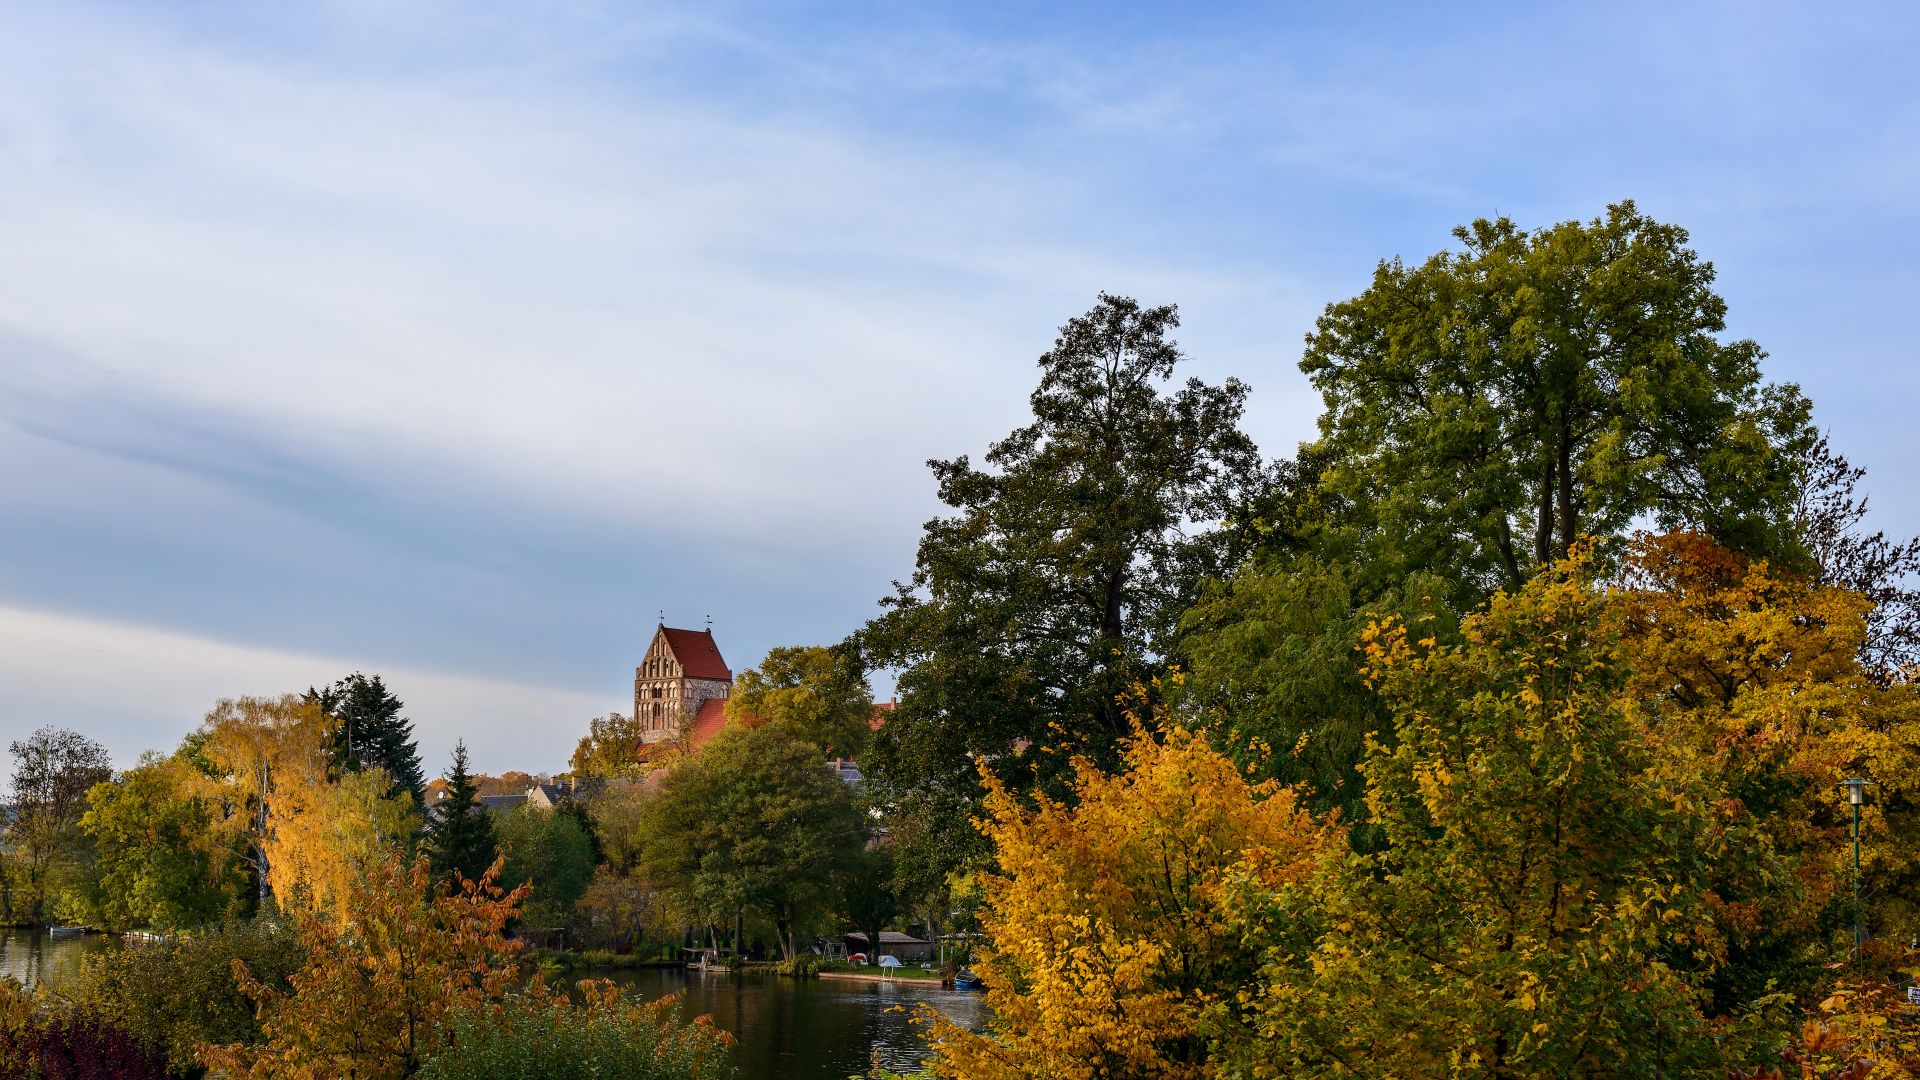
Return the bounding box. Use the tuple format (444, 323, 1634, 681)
(842, 931, 933, 962)
(525, 781, 569, 809)
(478, 793, 528, 813)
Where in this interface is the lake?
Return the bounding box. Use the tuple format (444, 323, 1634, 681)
(1, 930, 984, 1078)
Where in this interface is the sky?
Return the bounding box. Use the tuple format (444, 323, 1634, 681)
(1, 1, 1916, 775)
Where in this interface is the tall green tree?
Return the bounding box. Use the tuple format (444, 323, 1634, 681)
(1300, 201, 1813, 600)
(638, 725, 865, 960)
(425, 742, 497, 889)
(4, 726, 112, 924)
(496, 804, 597, 930)
(726, 644, 874, 757)
(307, 673, 426, 807)
(76, 752, 245, 930)
(855, 293, 1263, 886)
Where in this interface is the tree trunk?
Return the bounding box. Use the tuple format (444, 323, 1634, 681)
(1534, 459, 1556, 567)
(1555, 424, 1577, 556)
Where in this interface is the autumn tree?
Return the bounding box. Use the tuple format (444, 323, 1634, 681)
(925, 708, 1339, 1080)
(77, 751, 246, 930)
(637, 725, 864, 961)
(570, 712, 651, 780)
(425, 741, 497, 889)
(1218, 554, 1774, 1077)
(199, 852, 527, 1080)
(191, 695, 331, 912)
(1300, 201, 1813, 599)
(4, 726, 112, 924)
(856, 292, 1263, 889)
(1792, 432, 1920, 679)
(264, 764, 418, 921)
(726, 644, 874, 757)
(307, 672, 427, 808)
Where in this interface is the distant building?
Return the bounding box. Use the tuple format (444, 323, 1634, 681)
(634, 624, 734, 745)
(525, 781, 569, 810)
(478, 793, 528, 813)
(842, 931, 932, 962)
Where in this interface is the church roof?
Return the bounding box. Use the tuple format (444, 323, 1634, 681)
(689, 697, 730, 749)
(659, 626, 732, 681)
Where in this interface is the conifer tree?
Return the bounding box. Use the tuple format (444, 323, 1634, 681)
(426, 742, 497, 888)
(308, 672, 427, 808)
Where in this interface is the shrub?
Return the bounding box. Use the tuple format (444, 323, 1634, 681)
(68, 919, 303, 1073)
(772, 954, 820, 978)
(420, 983, 734, 1079)
(0, 976, 170, 1080)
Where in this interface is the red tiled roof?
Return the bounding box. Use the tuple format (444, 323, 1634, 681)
(688, 697, 731, 750)
(661, 627, 731, 681)
(870, 699, 894, 731)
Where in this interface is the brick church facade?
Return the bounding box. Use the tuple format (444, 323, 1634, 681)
(633, 624, 736, 745)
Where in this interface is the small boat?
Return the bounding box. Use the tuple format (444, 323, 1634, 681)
(952, 968, 984, 991)
(47, 926, 85, 938)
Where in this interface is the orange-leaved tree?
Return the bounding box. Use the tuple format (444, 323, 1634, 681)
(924, 683, 1342, 1080)
(198, 851, 526, 1080)
(1619, 532, 1920, 981)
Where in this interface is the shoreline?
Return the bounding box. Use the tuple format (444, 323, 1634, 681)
(816, 969, 943, 985)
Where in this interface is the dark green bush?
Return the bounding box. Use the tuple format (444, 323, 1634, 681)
(67, 920, 304, 1074)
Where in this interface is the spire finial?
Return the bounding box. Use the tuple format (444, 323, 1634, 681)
(705, 613, 712, 631)
(658, 609, 664, 625)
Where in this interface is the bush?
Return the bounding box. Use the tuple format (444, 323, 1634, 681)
(420, 983, 734, 1079)
(0, 976, 170, 1080)
(67, 919, 303, 1074)
(772, 954, 820, 978)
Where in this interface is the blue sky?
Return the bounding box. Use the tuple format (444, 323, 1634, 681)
(2, 1, 1916, 773)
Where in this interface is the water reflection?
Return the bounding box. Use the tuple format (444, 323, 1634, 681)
(0, 929, 115, 992)
(2, 931, 983, 1077)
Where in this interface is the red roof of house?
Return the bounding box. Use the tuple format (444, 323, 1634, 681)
(660, 627, 731, 681)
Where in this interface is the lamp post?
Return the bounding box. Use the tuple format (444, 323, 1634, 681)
(1840, 778, 1876, 955)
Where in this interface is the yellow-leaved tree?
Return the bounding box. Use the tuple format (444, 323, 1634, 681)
(924, 689, 1342, 1080)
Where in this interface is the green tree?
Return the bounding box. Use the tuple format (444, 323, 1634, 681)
(638, 725, 864, 960)
(76, 752, 245, 931)
(570, 712, 651, 780)
(1300, 201, 1812, 600)
(4, 726, 112, 925)
(307, 672, 427, 807)
(497, 804, 597, 930)
(1217, 556, 1772, 1077)
(726, 644, 874, 757)
(426, 741, 499, 889)
(855, 293, 1263, 887)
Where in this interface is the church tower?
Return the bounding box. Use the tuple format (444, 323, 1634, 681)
(634, 624, 734, 744)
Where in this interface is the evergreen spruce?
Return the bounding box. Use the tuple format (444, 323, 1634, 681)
(426, 741, 498, 888)
(307, 672, 427, 808)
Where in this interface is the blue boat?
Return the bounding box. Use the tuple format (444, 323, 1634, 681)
(952, 969, 984, 991)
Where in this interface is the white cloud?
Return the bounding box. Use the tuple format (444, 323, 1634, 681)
(0, 603, 612, 776)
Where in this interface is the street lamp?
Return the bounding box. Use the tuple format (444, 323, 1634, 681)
(1840, 778, 1876, 955)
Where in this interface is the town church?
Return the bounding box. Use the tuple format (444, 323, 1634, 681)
(633, 624, 737, 746)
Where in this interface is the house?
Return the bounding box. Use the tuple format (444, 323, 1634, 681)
(478, 793, 527, 813)
(525, 781, 569, 809)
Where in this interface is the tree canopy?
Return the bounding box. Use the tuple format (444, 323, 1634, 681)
(307, 673, 427, 808)
(726, 644, 874, 757)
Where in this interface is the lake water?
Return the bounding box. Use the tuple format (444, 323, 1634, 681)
(1, 930, 983, 1078)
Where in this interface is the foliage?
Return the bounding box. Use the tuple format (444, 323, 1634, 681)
(836, 842, 902, 993)
(0, 976, 170, 1080)
(1178, 557, 1457, 823)
(190, 697, 333, 915)
(925, 710, 1340, 1080)
(582, 778, 649, 875)
(570, 713, 652, 780)
(725, 644, 874, 757)
(856, 292, 1263, 892)
(637, 725, 864, 960)
(1794, 432, 1920, 680)
(568, 866, 667, 952)
(198, 852, 526, 1080)
(5, 727, 113, 925)
(1300, 201, 1813, 599)
(306, 673, 427, 809)
(425, 741, 498, 889)
(1217, 552, 1778, 1077)
(76, 752, 246, 931)
(497, 804, 597, 929)
(262, 765, 417, 922)
(417, 982, 735, 1080)
(69, 919, 304, 1074)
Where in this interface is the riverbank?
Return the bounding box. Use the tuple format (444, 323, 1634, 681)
(817, 968, 941, 984)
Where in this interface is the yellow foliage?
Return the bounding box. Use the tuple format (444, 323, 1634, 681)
(925, 720, 1342, 1080)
